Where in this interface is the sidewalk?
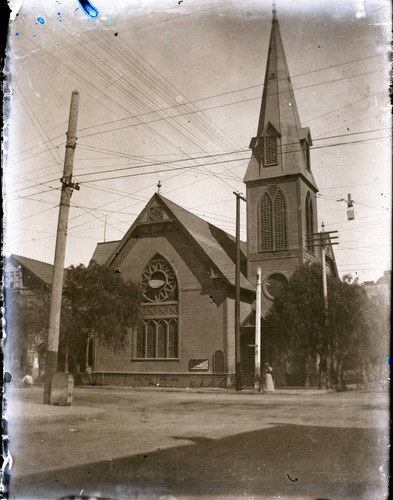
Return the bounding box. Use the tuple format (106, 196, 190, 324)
(3, 382, 338, 425)
(71, 383, 336, 396)
(5, 386, 105, 424)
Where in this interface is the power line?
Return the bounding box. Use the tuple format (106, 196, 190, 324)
(76, 134, 390, 185)
(75, 53, 384, 134)
(7, 129, 388, 204)
(75, 69, 382, 140)
(72, 125, 388, 167)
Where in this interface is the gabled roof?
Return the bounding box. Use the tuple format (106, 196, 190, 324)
(323, 234, 339, 278)
(104, 193, 254, 293)
(90, 240, 120, 265)
(8, 254, 54, 286)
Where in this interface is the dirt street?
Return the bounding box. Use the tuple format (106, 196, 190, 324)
(6, 385, 389, 499)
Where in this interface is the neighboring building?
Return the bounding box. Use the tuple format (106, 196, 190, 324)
(90, 10, 337, 388)
(362, 270, 391, 384)
(4, 255, 54, 380)
(363, 270, 391, 300)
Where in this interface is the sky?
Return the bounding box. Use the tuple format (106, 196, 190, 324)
(4, 0, 392, 283)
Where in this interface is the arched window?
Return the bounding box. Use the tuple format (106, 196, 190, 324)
(264, 136, 278, 165)
(136, 255, 179, 359)
(306, 193, 314, 252)
(212, 350, 225, 373)
(301, 139, 311, 171)
(260, 186, 287, 251)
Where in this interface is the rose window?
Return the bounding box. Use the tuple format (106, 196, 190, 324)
(141, 258, 177, 302)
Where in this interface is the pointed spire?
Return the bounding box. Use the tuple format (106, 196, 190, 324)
(256, 9, 302, 139)
(272, 2, 277, 22)
(244, 8, 318, 190)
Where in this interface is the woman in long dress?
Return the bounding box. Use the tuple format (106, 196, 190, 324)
(263, 362, 275, 392)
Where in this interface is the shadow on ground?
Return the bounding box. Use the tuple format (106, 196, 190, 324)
(10, 423, 387, 500)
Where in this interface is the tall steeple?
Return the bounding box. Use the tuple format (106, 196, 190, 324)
(244, 7, 317, 190)
(243, 7, 321, 299)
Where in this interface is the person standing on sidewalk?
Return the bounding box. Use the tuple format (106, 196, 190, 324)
(263, 362, 275, 392)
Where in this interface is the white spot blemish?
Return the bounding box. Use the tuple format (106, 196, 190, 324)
(356, 1, 366, 18)
(9, 0, 24, 21)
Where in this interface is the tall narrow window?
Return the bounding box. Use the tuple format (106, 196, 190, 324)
(136, 325, 145, 358)
(261, 194, 273, 251)
(301, 140, 311, 171)
(157, 321, 166, 358)
(306, 193, 314, 251)
(168, 320, 178, 358)
(136, 255, 179, 359)
(274, 190, 287, 250)
(264, 136, 278, 166)
(260, 186, 287, 252)
(146, 322, 156, 358)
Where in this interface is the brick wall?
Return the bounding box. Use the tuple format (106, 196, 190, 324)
(224, 298, 252, 373)
(245, 176, 323, 315)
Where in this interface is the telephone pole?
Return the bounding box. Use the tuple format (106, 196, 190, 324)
(234, 191, 246, 391)
(309, 222, 339, 310)
(307, 222, 339, 388)
(43, 91, 80, 404)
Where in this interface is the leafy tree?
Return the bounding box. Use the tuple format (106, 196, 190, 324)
(4, 292, 50, 377)
(325, 274, 369, 389)
(360, 289, 390, 384)
(264, 263, 326, 386)
(264, 263, 383, 390)
(5, 262, 141, 379)
(59, 262, 141, 374)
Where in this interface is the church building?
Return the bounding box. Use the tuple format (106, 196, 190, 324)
(90, 10, 337, 388)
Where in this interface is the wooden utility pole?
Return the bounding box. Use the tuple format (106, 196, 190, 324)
(234, 191, 246, 391)
(255, 267, 262, 391)
(103, 214, 108, 242)
(307, 223, 339, 389)
(43, 91, 80, 404)
(321, 230, 328, 313)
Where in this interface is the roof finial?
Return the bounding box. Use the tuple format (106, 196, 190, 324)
(157, 180, 162, 194)
(272, 2, 277, 21)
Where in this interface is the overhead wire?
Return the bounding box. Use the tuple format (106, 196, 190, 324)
(72, 134, 389, 185)
(7, 129, 389, 226)
(74, 28, 246, 190)
(52, 29, 245, 227)
(7, 19, 388, 270)
(75, 53, 384, 134)
(75, 68, 382, 139)
(9, 41, 383, 164)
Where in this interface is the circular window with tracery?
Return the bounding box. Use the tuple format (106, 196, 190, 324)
(263, 273, 288, 300)
(141, 258, 177, 302)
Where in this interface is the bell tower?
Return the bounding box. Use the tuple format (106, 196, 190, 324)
(244, 7, 320, 314)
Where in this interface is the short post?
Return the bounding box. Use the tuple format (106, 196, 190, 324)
(255, 267, 262, 391)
